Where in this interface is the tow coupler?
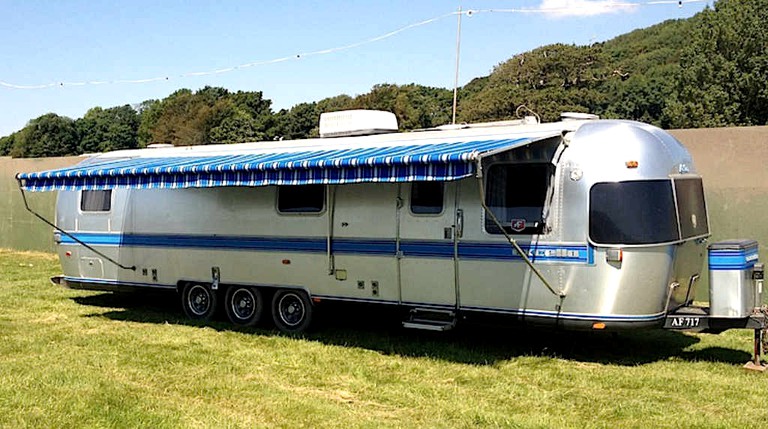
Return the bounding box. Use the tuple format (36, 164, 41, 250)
(664, 307, 766, 371)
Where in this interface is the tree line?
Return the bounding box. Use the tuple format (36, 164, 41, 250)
(2, 0, 765, 158)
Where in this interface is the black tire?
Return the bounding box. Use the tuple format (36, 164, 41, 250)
(181, 283, 217, 321)
(271, 289, 313, 333)
(224, 286, 264, 326)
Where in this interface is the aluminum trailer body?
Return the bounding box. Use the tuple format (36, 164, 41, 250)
(17, 115, 737, 334)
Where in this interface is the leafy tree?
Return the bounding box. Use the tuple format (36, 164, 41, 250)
(137, 99, 161, 146)
(145, 87, 278, 146)
(459, 44, 608, 123)
(664, 0, 768, 127)
(149, 89, 205, 146)
(316, 94, 354, 114)
(600, 18, 692, 126)
(231, 91, 278, 139)
(232, 90, 272, 118)
(12, 1, 768, 156)
(209, 110, 264, 143)
(276, 102, 320, 140)
(76, 105, 139, 153)
(0, 133, 15, 156)
(350, 84, 452, 129)
(10, 113, 78, 158)
(196, 86, 230, 105)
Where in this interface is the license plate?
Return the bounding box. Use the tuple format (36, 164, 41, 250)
(668, 316, 702, 329)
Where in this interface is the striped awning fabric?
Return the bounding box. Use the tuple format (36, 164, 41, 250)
(17, 136, 551, 191)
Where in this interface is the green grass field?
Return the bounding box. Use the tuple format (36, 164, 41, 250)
(1, 249, 766, 428)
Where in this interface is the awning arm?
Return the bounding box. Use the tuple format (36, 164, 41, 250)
(15, 175, 136, 272)
(475, 173, 565, 299)
(474, 133, 562, 162)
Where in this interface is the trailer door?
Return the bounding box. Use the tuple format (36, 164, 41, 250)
(398, 182, 458, 308)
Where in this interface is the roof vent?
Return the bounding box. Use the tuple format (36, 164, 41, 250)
(561, 112, 599, 121)
(319, 110, 398, 138)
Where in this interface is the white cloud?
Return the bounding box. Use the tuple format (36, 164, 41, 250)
(536, 0, 639, 18)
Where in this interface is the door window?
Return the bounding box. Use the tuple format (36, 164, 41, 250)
(410, 182, 444, 215)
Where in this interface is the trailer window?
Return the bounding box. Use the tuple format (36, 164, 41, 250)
(590, 180, 678, 245)
(80, 190, 111, 212)
(674, 177, 709, 239)
(484, 163, 553, 234)
(410, 182, 444, 215)
(277, 185, 324, 213)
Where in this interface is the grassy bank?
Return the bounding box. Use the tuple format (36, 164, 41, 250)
(0, 249, 766, 428)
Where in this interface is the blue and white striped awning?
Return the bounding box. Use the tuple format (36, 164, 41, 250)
(17, 135, 556, 192)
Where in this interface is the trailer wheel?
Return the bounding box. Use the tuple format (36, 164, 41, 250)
(225, 286, 264, 327)
(181, 283, 217, 321)
(272, 290, 313, 333)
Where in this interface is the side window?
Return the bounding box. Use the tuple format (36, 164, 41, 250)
(277, 185, 324, 213)
(410, 182, 444, 215)
(673, 177, 709, 240)
(80, 190, 112, 212)
(484, 163, 553, 234)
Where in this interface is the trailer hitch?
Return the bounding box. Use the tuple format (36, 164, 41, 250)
(663, 307, 767, 371)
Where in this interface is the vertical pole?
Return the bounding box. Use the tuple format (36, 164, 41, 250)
(326, 185, 335, 275)
(451, 7, 463, 125)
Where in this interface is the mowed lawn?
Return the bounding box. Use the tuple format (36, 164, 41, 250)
(0, 249, 766, 429)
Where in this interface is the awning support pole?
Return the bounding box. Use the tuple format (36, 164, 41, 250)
(476, 175, 565, 299)
(15, 177, 136, 272)
(326, 185, 336, 275)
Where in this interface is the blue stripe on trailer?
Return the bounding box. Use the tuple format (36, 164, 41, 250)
(17, 136, 557, 191)
(708, 249, 759, 270)
(458, 241, 591, 263)
(57, 232, 592, 264)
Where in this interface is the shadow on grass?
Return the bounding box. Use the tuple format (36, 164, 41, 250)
(73, 292, 752, 367)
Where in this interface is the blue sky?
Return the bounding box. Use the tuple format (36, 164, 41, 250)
(0, 0, 709, 137)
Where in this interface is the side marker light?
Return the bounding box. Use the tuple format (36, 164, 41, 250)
(606, 248, 623, 263)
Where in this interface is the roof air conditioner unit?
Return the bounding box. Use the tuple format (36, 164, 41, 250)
(319, 110, 398, 138)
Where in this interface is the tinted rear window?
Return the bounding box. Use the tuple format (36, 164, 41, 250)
(590, 180, 679, 245)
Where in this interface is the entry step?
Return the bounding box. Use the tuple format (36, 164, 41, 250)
(403, 308, 457, 331)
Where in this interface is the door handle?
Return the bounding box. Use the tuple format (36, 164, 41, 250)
(455, 209, 464, 239)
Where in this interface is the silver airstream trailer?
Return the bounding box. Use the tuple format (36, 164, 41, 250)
(16, 110, 766, 366)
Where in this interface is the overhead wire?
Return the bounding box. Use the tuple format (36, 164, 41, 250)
(0, 0, 708, 91)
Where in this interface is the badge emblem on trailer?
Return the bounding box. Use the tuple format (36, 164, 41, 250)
(569, 168, 583, 181)
(691, 214, 697, 229)
(510, 219, 526, 232)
